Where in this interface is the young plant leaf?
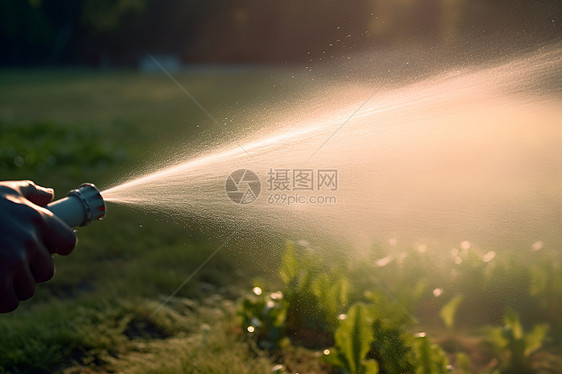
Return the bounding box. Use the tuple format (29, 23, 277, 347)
(524, 323, 549, 357)
(439, 294, 464, 329)
(280, 242, 297, 285)
(414, 335, 450, 374)
(332, 303, 379, 374)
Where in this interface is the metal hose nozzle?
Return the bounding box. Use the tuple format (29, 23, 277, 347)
(47, 183, 105, 227)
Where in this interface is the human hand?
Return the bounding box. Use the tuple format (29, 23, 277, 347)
(0, 180, 76, 312)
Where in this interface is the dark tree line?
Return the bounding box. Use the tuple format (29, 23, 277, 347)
(0, 0, 559, 67)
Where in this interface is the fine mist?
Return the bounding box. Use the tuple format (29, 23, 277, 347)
(102, 46, 562, 250)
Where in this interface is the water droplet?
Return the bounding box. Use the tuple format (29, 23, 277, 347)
(270, 291, 283, 300)
(531, 240, 544, 251)
(252, 287, 262, 296)
(375, 254, 393, 267)
(338, 313, 347, 320)
(13, 156, 24, 167)
(251, 318, 262, 327)
(482, 251, 496, 263)
(247, 326, 255, 333)
(417, 244, 427, 253)
(433, 288, 443, 297)
(460, 241, 471, 250)
(323, 349, 330, 355)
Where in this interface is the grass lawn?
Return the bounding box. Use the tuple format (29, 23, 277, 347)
(0, 68, 296, 373)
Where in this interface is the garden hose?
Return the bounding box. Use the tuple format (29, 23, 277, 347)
(47, 183, 105, 227)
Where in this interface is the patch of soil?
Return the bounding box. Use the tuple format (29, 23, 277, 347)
(46, 281, 94, 299)
(59, 347, 113, 374)
(277, 345, 332, 374)
(123, 316, 170, 340)
(286, 327, 334, 349)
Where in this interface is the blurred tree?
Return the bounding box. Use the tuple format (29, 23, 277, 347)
(0, 0, 53, 65)
(82, 0, 146, 34)
(77, 0, 147, 66)
(0, 0, 558, 67)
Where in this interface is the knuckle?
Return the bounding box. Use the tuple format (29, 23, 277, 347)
(29, 249, 55, 282)
(37, 263, 55, 283)
(22, 231, 41, 249)
(58, 233, 77, 255)
(10, 249, 28, 268)
(0, 183, 21, 198)
(28, 204, 44, 220)
(1, 301, 19, 313)
(25, 206, 47, 228)
(26, 287, 35, 300)
(19, 285, 36, 301)
(45, 266, 55, 281)
(11, 199, 43, 219)
(0, 185, 16, 195)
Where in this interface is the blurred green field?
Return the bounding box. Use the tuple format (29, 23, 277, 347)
(0, 68, 294, 373)
(1, 69, 561, 374)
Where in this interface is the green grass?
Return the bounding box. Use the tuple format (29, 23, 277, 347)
(0, 68, 291, 373)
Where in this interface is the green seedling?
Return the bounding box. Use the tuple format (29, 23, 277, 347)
(323, 303, 379, 374)
(487, 307, 549, 373)
(440, 294, 465, 330)
(413, 334, 450, 374)
(238, 287, 287, 350)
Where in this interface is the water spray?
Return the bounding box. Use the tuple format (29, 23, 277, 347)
(47, 183, 106, 228)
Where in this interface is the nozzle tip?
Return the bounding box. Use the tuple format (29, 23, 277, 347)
(71, 183, 106, 225)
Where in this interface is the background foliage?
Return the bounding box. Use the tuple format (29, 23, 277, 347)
(1, 0, 559, 66)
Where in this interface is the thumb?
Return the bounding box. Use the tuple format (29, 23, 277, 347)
(18, 180, 54, 206)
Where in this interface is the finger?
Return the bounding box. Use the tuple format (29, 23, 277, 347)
(41, 212, 77, 255)
(0, 285, 19, 313)
(19, 180, 54, 206)
(29, 243, 55, 283)
(13, 264, 36, 301)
